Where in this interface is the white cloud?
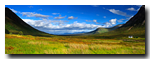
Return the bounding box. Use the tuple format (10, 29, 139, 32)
(21, 12, 50, 19)
(117, 19, 125, 23)
(68, 16, 74, 19)
(85, 20, 92, 22)
(86, 19, 100, 24)
(104, 22, 112, 27)
(103, 18, 117, 27)
(127, 7, 137, 11)
(9, 8, 51, 19)
(109, 18, 117, 25)
(54, 15, 66, 19)
(93, 19, 100, 24)
(52, 13, 60, 15)
(68, 16, 78, 20)
(108, 9, 130, 17)
(10, 8, 18, 13)
(93, 20, 97, 23)
(22, 19, 104, 35)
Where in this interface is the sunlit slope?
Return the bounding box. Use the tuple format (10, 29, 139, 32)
(5, 7, 53, 36)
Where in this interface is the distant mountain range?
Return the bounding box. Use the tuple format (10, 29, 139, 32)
(5, 5, 145, 36)
(67, 24, 123, 36)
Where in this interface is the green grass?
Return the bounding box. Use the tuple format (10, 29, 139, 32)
(98, 28, 109, 33)
(5, 34, 145, 54)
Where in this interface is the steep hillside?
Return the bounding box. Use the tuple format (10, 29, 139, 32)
(121, 5, 145, 27)
(5, 7, 54, 36)
(96, 5, 145, 38)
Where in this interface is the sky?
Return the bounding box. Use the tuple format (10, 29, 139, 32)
(5, 5, 142, 35)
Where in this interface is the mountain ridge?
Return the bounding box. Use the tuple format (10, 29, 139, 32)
(5, 7, 53, 36)
(121, 5, 145, 27)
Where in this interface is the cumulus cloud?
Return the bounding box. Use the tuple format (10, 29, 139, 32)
(109, 18, 117, 25)
(21, 12, 50, 19)
(108, 9, 130, 17)
(127, 7, 137, 11)
(68, 16, 78, 20)
(22, 19, 104, 35)
(52, 13, 60, 15)
(104, 22, 112, 27)
(68, 16, 74, 19)
(103, 18, 117, 27)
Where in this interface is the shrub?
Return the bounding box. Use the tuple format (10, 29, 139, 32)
(18, 31, 23, 35)
(9, 32, 12, 35)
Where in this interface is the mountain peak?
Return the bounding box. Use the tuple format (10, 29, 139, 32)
(121, 5, 145, 27)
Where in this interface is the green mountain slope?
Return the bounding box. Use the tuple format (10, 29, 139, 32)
(74, 5, 145, 37)
(71, 24, 123, 36)
(5, 7, 54, 37)
(93, 5, 145, 38)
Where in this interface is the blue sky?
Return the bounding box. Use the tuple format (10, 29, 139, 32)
(5, 5, 141, 35)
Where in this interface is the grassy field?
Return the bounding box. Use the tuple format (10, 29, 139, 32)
(5, 34, 145, 54)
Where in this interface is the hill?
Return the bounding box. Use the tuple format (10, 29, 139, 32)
(95, 5, 145, 38)
(72, 5, 145, 38)
(69, 24, 123, 36)
(5, 7, 54, 37)
(86, 24, 123, 34)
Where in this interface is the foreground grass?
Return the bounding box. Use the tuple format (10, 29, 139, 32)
(5, 34, 145, 54)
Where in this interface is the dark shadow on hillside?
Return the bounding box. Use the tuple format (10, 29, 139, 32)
(5, 29, 9, 34)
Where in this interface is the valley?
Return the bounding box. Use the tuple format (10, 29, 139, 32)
(5, 5, 145, 54)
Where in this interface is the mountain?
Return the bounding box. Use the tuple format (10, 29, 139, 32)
(68, 24, 123, 36)
(121, 5, 145, 27)
(84, 24, 123, 34)
(5, 7, 53, 36)
(93, 5, 145, 36)
(97, 5, 145, 38)
(72, 5, 145, 36)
